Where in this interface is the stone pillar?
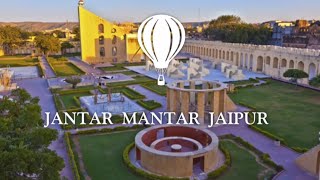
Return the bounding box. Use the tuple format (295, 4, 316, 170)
(181, 91, 190, 120)
(203, 82, 209, 105)
(212, 91, 220, 118)
(190, 81, 196, 104)
(166, 88, 171, 111)
(197, 92, 205, 125)
(219, 90, 226, 113)
(170, 89, 179, 112)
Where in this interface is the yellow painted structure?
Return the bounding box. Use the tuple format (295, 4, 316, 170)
(78, 5, 143, 64)
(0, 47, 4, 57)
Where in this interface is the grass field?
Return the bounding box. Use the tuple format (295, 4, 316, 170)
(218, 140, 269, 180)
(78, 131, 142, 180)
(0, 58, 38, 67)
(227, 78, 259, 86)
(142, 83, 167, 96)
(60, 91, 91, 110)
(106, 76, 155, 87)
(48, 57, 84, 76)
(100, 62, 146, 72)
(229, 80, 320, 149)
(51, 62, 84, 76)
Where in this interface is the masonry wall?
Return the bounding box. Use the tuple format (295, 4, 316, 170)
(182, 40, 320, 84)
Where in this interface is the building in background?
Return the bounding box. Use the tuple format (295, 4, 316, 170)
(266, 19, 320, 49)
(268, 21, 295, 46)
(78, 0, 144, 64)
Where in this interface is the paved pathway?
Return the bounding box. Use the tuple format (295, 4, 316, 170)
(13, 77, 317, 180)
(40, 56, 56, 78)
(211, 118, 317, 180)
(68, 57, 105, 75)
(16, 78, 73, 180)
(128, 85, 167, 110)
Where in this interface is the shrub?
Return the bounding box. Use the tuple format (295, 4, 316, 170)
(207, 143, 231, 179)
(309, 75, 320, 87)
(65, 76, 82, 89)
(53, 94, 64, 111)
(73, 96, 81, 107)
(121, 87, 145, 100)
(75, 125, 143, 135)
(37, 64, 45, 77)
(64, 132, 81, 180)
(291, 147, 308, 153)
(58, 89, 91, 95)
(137, 100, 162, 110)
(141, 83, 167, 96)
(248, 125, 286, 145)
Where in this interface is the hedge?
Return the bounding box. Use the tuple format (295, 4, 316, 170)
(53, 94, 64, 111)
(207, 143, 231, 179)
(248, 124, 286, 145)
(64, 132, 81, 180)
(220, 134, 284, 173)
(123, 142, 189, 180)
(73, 96, 81, 107)
(58, 89, 91, 96)
(75, 125, 143, 135)
(121, 87, 145, 100)
(137, 100, 162, 110)
(141, 83, 167, 96)
(37, 64, 45, 77)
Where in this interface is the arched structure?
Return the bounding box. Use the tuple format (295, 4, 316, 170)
(182, 40, 320, 85)
(135, 125, 219, 178)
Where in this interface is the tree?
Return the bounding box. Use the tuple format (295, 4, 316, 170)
(283, 69, 309, 88)
(309, 75, 320, 87)
(61, 41, 74, 55)
(0, 89, 64, 179)
(72, 27, 80, 41)
(35, 34, 61, 56)
(204, 15, 272, 45)
(51, 30, 66, 39)
(65, 76, 82, 89)
(0, 26, 24, 55)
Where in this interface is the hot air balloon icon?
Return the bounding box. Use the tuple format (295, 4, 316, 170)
(138, 15, 186, 86)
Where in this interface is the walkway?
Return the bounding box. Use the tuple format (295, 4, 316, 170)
(128, 85, 167, 110)
(68, 57, 105, 75)
(40, 56, 56, 78)
(212, 116, 317, 180)
(16, 78, 73, 180)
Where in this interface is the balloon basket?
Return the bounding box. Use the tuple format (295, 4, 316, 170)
(158, 75, 165, 86)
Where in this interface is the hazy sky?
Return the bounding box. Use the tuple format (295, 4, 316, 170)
(0, 0, 319, 23)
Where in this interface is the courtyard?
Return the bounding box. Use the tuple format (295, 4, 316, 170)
(4, 55, 318, 180)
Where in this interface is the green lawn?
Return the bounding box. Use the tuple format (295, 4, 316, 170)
(227, 78, 259, 86)
(218, 140, 268, 180)
(142, 83, 167, 96)
(106, 76, 155, 87)
(60, 91, 91, 110)
(121, 71, 140, 76)
(48, 57, 84, 76)
(0, 58, 38, 67)
(78, 131, 142, 180)
(51, 62, 84, 76)
(100, 62, 146, 72)
(229, 80, 320, 149)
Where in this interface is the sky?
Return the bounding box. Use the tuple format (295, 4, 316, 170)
(0, 0, 319, 23)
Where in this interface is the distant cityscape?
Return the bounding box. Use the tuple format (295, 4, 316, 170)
(1, 18, 319, 58)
